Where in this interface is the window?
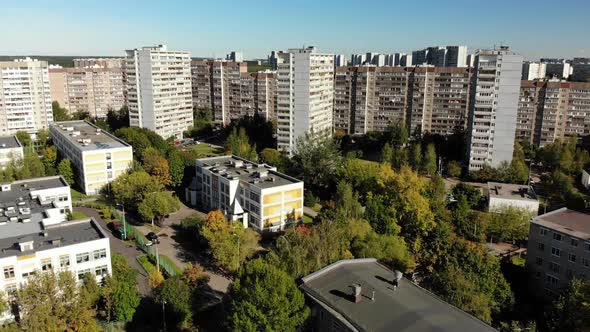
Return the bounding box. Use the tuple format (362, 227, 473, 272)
(545, 274, 559, 286)
(60, 255, 71, 268)
(551, 247, 561, 257)
(106, 152, 111, 160)
(95, 265, 108, 277)
(249, 192, 260, 202)
(585, 242, 590, 252)
(553, 233, 563, 241)
(3, 266, 15, 279)
(107, 162, 112, 170)
(93, 249, 107, 260)
(76, 252, 90, 263)
(571, 238, 579, 247)
(5, 284, 17, 296)
(583, 258, 590, 267)
(22, 271, 35, 279)
(538, 242, 545, 251)
(107, 171, 113, 179)
(77, 269, 91, 281)
(569, 253, 577, 263)
(41, 259, 52, 271)
(549, 262, 561, 273)
(535, 257, 543, 266)
(539, 228, 548, 236)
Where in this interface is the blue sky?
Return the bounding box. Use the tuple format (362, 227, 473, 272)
(2, 0, 589, 60)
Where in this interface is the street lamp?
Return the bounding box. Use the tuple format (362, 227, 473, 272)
(233, 233, 240, 273)
(146, 232, 160, 273)
(115, 202, 127, 240)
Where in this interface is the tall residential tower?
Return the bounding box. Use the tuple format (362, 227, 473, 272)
(276, 47, 334, 153)
(125, 45, 193, 139)
(466, 47, 523, 171)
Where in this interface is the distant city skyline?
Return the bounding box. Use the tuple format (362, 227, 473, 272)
(2, 0, 589, 60)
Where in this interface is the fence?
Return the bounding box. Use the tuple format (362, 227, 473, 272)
(112, 209, 183, 277)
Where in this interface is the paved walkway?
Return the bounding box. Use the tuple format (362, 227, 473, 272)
(134, 203, 232, 296)
(75, 207, 151, 296)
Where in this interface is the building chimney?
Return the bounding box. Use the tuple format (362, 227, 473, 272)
(350, 284, 362, 303)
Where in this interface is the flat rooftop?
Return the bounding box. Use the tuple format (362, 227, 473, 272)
(0, 218, 107, 259)
(487, 182, 537, 202)
(198, 155, 301, 189)
(300, 259, 496, 332)
(0, 136, 21, 149)
(534, 208, 590, 239)
(0, 176, 69, 238)
(51, 120, 130, 151)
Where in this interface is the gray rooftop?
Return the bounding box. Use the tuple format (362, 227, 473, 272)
(198, 155, 301, 189)
(0, 136, 22, 149)
(51, 120, 130, 151)
(534, 208, 590, 239)
(487, 182, 537, 202)
(300, 259, 496, 332)
(0, 218, 107, 259)
(0, 176, 69, 238)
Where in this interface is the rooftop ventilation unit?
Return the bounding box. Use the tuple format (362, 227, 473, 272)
(1, 143, 5, 148)
(350, 284, 362, 303)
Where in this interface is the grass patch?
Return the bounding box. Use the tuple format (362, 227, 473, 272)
(510, 256, 526, 267)
(70, 189, 88, 201)
(159, 254, 184, 276)
(137, 255, 158, 275)
(303, 214, 314, 224)
(189, 143, 225, 157)
(69, 210, 88, 220)
(247, 64, 272, 72)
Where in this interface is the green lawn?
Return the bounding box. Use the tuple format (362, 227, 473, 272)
(247, 64, 272, 72)
(137, 255, 158, 275)
(70, 189, 88, 201)
(189, 143, 225, 157)
(69, 210, 88, 220)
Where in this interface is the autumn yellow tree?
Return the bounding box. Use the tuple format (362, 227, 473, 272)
(143, 148, 172, 186)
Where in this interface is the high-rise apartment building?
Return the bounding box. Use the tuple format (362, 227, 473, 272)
(276, 47, 334, 153)
(48, 66, 125, 118)
(351, 54, 367, 66)
(412, 46, 467, 67)
(125, 45, 193, 139)
(333, 66, 471, 136)
(190, 60, 276, 124)
(516, 80, 590, 146)
(446, 46, 468, 67)
(466, 47, 523, 171)
(226, 51, 244, 63)
(522, 62, 547, 80)
(0, 59, 53, 136)
(400, 54, 413, 67)
(73, 58, 125, 69)
(542, 59, 572, 79)
(334, 54, 347, 67)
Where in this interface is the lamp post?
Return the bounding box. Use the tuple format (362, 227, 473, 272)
(162, 299, 167, 332)
(233, 233, 240, 273)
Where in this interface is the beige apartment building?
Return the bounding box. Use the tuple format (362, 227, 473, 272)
(73, 58, 125, 69)
(48, 66, 125, 118)
(49, 120, 133, 195)
(334, 66, 471, 136)
(516, 80, 590, 146)
(0, 58, 53, 136)
(190, 60, 276, 125)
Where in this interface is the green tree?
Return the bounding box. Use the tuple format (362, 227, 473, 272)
(227, 258, 309, 332)
(52, 101, 71, 121)
(385, 122, 409, 148)
(102, 253, 141, 322)
(452, 183, 481, 208)
(111, 171, 164, 211)
(334, 181, 363, 221)
(167, 150, 185, 187)
(137, 191, 182, 225)
(202, 211, 260, 273)
(16, 152, 45, 180)
(142, 148, 172, 186)
(410, 143, 422, 171)
(155, 276, 193, 329)
(225, 127, 258, 161)
(381, 142, 393, 164)
(487, 206, 534, 243)
(365, 193, 400, 236)
(423, 143, 437, 175)
(547, 279, 590, 331)
(447, 160, 461, 178)
(41, 146, 57, 170)
(106, 106, 130, 132)
(57, 159, 75, 185)
(260, 148, 286, 170)
(15, 131, 32, 147)
(16, 271, 99, 332)
(36, 129, 50, 147)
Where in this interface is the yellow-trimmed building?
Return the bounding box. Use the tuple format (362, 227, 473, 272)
(195, 155, 304, 233)
(49, 120, 133, 195)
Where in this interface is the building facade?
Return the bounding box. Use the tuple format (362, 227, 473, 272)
(48, 66, 125, 118)
(487, 182, 539, 214)
(0, 136, 23, 169)
(190, 60, 277, 124)
(515, 80, 590, 147)
(411, 46, 467, 68)
(0, 59, 53, 136)
(276, 47, 334, 153)
(73, 58, 125, 69)
(125, 45, 193, 139)
(195, 155, 304, 233)
(466, 47, 523, 170)
(526, 208, 590, 299)
(333, 66, 471, 136)
(50, 120, 133, 195)
(522, 62, 547, 80)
